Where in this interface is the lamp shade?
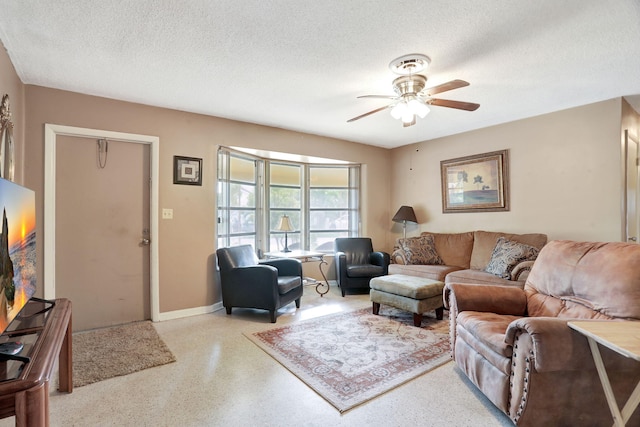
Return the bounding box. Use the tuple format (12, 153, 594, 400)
(276, 215, 294, 232)
(392, 206, 417, 224)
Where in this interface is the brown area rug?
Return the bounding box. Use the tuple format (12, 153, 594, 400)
(245, 307, 450, 413)
(73, 321, 176, 387)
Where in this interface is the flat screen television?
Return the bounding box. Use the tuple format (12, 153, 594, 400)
(0, 177, 36, 338)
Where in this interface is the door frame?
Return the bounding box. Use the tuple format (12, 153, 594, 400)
(44, 124, 160, 321)
(623, 129, 640, 243)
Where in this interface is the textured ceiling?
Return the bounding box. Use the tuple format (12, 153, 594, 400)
(0, 1, 639, 149)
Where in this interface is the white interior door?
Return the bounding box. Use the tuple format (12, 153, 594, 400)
(625, 130, 639, 244)
(55, 135, 151, 331)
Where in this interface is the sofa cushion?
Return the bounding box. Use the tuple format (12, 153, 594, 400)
(456, 311, 518, 360)
(422, 231, 475, 268)
(484, 237, 540, 279)
(470, 231, 547, 270)
(277, 276, 302, 294)
(526, 240, 640, 319)
(388, 264, 463, 282)
(445, 268, 525, 287)
(346, 264, 386, 278)
(396, 234, 443, 265)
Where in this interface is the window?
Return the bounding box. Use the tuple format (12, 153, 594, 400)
(309, 166, 359, 252)
(269, 163, 301, 252)
(217, 148, 360, 255)
(217, 152, 260, 249)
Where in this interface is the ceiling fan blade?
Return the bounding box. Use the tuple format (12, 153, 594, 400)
(347, 105, 392, 122)
(428, 98, 480, 111)
(357, 95, 398, 100)
(424, 79, 470, 96)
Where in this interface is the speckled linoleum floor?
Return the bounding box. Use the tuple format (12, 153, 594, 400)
(0, 284, 512, 427)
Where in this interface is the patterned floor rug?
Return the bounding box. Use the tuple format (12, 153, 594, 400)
(245, 307, 451, 413)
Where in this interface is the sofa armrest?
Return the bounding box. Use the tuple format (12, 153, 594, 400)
(443, 283, 527, 315)
(260, 258, 303, 277)
(370, 251, 390, 272)
(391, 249, 407, 265)
(505, 317, 593, 372)
(334, 251, 347, 285)
(511, 260, 535, 281)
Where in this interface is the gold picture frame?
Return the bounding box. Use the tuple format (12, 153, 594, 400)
(0, 94, 14, 182)
(440, 149, 509, 213)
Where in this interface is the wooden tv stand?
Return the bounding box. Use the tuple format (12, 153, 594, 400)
(0, 298, 72, 426)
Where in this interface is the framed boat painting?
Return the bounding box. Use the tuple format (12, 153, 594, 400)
(440, 149, 509, 213)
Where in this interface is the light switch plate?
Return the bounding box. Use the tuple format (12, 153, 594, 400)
(162, 208, 173, 219)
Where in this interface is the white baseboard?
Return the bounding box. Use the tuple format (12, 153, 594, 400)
(156, 301, 224, 322)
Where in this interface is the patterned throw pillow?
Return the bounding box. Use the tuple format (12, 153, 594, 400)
(398, 234, 443, 265)
(485, 237, 540, 279)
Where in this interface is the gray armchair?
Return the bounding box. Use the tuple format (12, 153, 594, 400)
(216, 245, 303, 323)
(334, 237, 390, 297)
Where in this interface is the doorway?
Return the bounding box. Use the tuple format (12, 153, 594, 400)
(44, 125, 160, 329)
(57, 136, 150, 330)
(625, 129, 640, 243)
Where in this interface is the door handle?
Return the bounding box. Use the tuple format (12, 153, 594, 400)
(140, 238, 151, 246)
(628, 237, 638, 242)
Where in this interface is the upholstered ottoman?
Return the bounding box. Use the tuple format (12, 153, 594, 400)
(370, 274, 444, 327)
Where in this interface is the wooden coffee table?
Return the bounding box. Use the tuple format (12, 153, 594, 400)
(568, 321, 640, 427)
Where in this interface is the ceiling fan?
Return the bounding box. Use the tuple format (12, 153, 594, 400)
(347, 54, 480, 127)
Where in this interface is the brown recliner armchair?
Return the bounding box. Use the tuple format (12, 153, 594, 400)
(444, 240, 640, 426)
(216, 245, 303, 323)
(334, 237, 390, 297)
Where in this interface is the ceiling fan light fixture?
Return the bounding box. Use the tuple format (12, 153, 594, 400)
(390, 102, 407, 120)
(401, 111, 415, 124)
(408, 98, 430, 118)
(403, 116, 417, 127)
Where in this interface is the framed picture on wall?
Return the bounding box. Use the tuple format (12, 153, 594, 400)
(173, 155, 202, 186)
(440, 149, 509, 213)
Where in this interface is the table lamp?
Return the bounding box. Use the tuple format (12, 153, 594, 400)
(277, 214, 294, 252)
(392, 205, 417, 239)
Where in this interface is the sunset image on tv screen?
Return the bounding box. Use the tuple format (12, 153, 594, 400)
(0, 178, 36, 333)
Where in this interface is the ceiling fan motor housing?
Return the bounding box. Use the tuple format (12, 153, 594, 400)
(393, 75, 427, 97)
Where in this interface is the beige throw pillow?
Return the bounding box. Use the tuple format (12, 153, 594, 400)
(398, 234, 443, 265)
(485, 237, 540, 279)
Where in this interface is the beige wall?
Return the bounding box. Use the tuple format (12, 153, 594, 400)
(389, 99, 625, 245)
(22, 86, 390, 313)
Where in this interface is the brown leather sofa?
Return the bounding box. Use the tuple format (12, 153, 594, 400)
(444, 240, 640, 426)
(390, 230, 547, 287)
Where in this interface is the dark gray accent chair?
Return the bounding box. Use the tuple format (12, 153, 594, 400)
(334, 237, 390, 297)
(216, 245, 303, 323)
